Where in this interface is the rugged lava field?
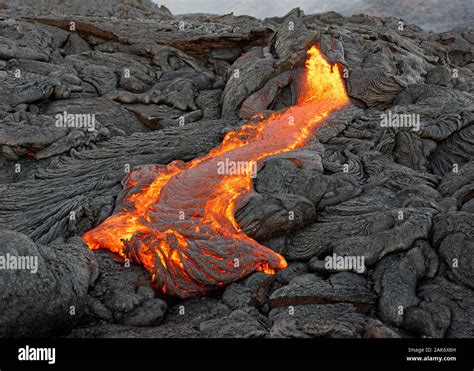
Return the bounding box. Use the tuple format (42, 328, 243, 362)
(0, 0, 472, 338)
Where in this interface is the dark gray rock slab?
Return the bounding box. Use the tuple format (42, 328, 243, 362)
(433, 211, 474, 288)
(87, 251, 167, 327)
(221, 272, 274, 311)
(0, 230, 98, 337)
(269, 303, 400, 338)
(199, 307, 269, 338)
(221, 47, 274, 118)
(404, 277, 474, 338)
(270, 272, 376, 311)
(373, 241, 438, 327)
(255, 157, 361, 209)
(271, 10, 318, 69)
(235, 192, 315, 241)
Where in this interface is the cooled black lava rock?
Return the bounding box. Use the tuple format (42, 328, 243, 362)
(270, 272, 377, 311)
(87, 251, 167, 327)
(0, 0, 472, 339)
(0, 230, 98, 337)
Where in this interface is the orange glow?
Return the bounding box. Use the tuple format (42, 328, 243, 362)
(82, 45, 349, 298)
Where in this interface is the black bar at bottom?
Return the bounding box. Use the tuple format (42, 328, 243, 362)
(0, 338, 472, 369)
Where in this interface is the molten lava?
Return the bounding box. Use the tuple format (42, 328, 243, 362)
(83, 46, 350, 298)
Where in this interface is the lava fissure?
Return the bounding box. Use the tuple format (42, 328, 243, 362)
(83, 45, 350, 298)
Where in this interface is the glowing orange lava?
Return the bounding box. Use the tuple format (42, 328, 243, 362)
(83, 45, 349, 298)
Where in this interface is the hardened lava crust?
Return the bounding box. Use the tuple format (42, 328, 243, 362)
(0, 0, 472, 338)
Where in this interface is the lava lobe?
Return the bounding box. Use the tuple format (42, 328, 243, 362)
(82, 46, 350, 298)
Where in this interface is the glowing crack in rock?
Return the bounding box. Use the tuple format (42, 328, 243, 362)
(83, 46, 350, 298)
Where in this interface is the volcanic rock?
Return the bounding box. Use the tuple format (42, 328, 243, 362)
(255, 157, 361, 208)
(199, 307, 270, 338)
(87, 251, 167, 327)
(269, 303, 400, 338)
(373, 241, 439, 327)
(235, 192, 315, 241)
(221, 271, 275, 311)
(221, 46, 275, 118)
(404, 277, 474, 338)
(0, 0, 472, 339)
(0, 119, 232, 243)
(270, 272, 376, 311)
(164, 296, 232, 328)
(0, 230, 98, 337)
(275, 261, 309, 285)
(69, 322, 200, 338)
(433, 211, 474, 288)
(271, 10, 318, 69)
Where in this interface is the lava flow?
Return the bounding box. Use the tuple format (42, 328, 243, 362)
(82, 45, 350, 298)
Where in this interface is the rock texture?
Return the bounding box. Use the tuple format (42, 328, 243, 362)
(0, 1, 472, 338)
(0, 230, 98, 337)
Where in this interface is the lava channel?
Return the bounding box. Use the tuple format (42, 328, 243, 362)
(82, 45, 350, 298)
